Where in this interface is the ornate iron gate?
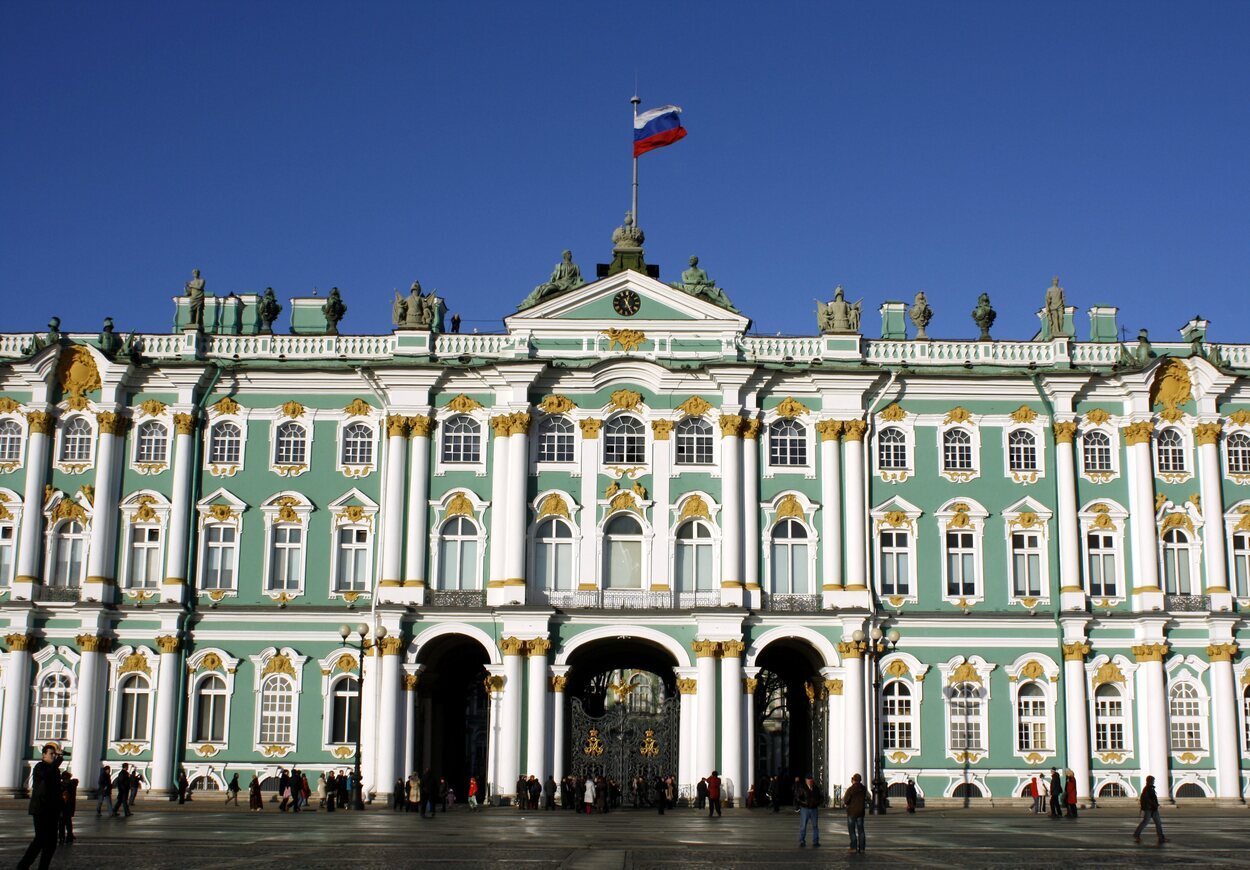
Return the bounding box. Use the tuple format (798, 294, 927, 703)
(569, 695, 678, 804)
(810, 680, 828, 798)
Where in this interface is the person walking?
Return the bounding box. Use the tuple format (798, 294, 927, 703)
(843, 773, 868, 854)
(1029, 777, 1041, 814)
(795, 775, 823, 848)
(1064, 770, 1078, 818)
(696, 777, 708, 810)
(582, 776, 596, 814)
(177, 768, 190, 805)
(420, 768, 438, 818)
(278, 769, 291, 811)
(441, 776, 451, 812)
(1048, 768, 1062, 818)
(17, 742, 64, 870)
(768, 775, 781, 813)
(58, 769, 77, 846)
(654, 776, 668, 815)
(314, 773, 326, 809)
(468, 776, 479, 810)
(95, 765, 114, 817)
(112, 764, 132, 817)
(706, 771, 722, 817)
(905, 778, 918, 814)
(393, 778, 406, 811)
(1133, 775, 1168, 844)
(249, 774, 263, 811)
(544, 775, 557, 810)
(128, 769, 143, 808)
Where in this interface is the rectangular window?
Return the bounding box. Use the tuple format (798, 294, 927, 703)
(1012, 532, 1042, 597)
(1086, 532, 1118, 598)
(879, 530, 909, 596)
(269, 526, 303, 591)
(1095, 697, 1124, 751)
(127, 526, 162, 589)
(203, 525, 236, 590)
(1232, 532, 1249, 599)
(53, 535, 84, 587)
(945, 530, 976, 597)
(0, 525, 14, 586)
(335, 528, 369, 592)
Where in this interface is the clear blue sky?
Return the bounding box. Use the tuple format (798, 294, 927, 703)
(2, 1, 1247, 341)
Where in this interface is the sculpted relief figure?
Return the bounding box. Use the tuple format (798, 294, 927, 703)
(671, 256, 738, 312)
(909, 291, 933, 339)
(1044, 276, 1068, 337)
(184, 268, 207, 329)
(518, 250, 586, 310)
(817, 285, 861, 334)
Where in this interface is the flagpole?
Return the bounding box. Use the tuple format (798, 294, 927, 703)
(631, 94, 640, 225)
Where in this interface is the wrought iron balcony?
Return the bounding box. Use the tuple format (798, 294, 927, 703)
(762, 593, 822, 613)
(426, 590, 487, 608)
(1164, 594, 1209, 612)
(41, 585, 81, 603)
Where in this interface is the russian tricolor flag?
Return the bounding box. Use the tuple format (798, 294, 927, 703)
(633, 105, 687, 157)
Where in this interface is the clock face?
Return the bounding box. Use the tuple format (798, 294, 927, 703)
(613, 289, 641, 317)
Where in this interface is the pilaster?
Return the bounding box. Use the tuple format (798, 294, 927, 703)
(404, 414, 434, 605)
(377, 415, 409, 604)
(718, 415, 744, 607)
(13, 411, 51, 600)
(161, 412, 197, 604)
(1054, 422, 1085, 611)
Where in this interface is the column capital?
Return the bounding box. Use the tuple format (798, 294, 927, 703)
(407, 414, 434, 438)
(741, 419, 762, 440)
(824, 678, 843, 696)
(491, 414, 513, 437)
(1207, 642, 1238, 663)
(550, 675, 568, 693)
(837, 640, 867, 659)
(651, 419, 673, 440)
(155, 635, 181, 654)
(26, 410, 53, 434)
(379, 636, 406, 656)
(579, 417, 601, 439)
(500, 636, 526, 656)
(677, 677, 697, 694)
(526, 638, 552, 657)
(173, 413, 198, 435)
(507, 411, 531, 436)
(75, 633, 111, 654)
(842, 420, 868, 442)
(1122, 421, 1155, 445)
(96, 411, 126, 436)
(719, 414, 744, 437)
(815, 419, 844, 441)
(1053, 421, 1078, 444)
(386, 414, 410, 437)
(692, 639, 720, 658)
(1195, 422, 1223, 446)
(1062, 641, 1091, 661)
(403, 673, 420, 691)
(742, 677, 757, 694)
(719, 639, 746, 658)
(4, 632, 34, 652)
(484, 674, 506, 693)
(1131, 642, 1169, 662)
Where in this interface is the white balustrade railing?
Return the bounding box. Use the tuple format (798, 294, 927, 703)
(864, 339, 1058, 367)
(740, 335, 824, 361)
(432, 333, 522, 358)
(0, 334, 33, 357)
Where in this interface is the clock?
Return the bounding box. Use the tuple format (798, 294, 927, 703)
(613, 289, 642, 317)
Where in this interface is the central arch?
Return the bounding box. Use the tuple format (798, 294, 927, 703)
(749, 634, 830, 809)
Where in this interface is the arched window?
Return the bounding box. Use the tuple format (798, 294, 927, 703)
(1228, 432, 1250, 475)
(879, 529, 909, 596)
(1082, 430, 1113, 473)
(942, 429, 973, 471)
(1086, 529, 1118, 598)
(533, 517, 574, 591)
(259, 674, 295, 745)
(60, 417, 93, 462)
(603, 514, 643, 589)
(34, 673, 72, 742)
(537, 416, 574, 464)
(273, 422, 306, 466)
(603, 416, 645, 465)
(126, 525, 161, 589)
(136, 421, 168, 464)
(952, 782, 982, 799)
(1155, 428, 1186, 474)
(949, 683, 983, 751)
(50, 520, 86, 587)
(882, 681, 913, 750)
(341, 422, 373, 466)
(208, 421, 242, 465)
(1098, 782, 1127, 798)
(202, 524, 237, 590)
(1168, 682, 1203, 751)
(117, 674, 151, 741)
(769, 518, 810, 594)
(878, 427, 907, 470)
(675, 418, 714, 465)
(0, 419, 21, 462)
(329, 676, 360, 744)
(1008, 430, 1037, 473)
(1161, 528, 1193, 594)
(1094, 683, 1126, 751)
(441, 416, 481, 463)
(769, 419, 806, 467)
(268, 525, 303, 591)
(1175, 782, 1206, 798)
(675, 520, 714, 592)
(437, 517, 479, 590)
(1016, 683, 1048, 751)
(193, 674, 228, 742)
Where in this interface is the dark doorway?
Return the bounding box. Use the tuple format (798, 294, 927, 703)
(753, 640, 826, 805)
(417, 635, 490, 799)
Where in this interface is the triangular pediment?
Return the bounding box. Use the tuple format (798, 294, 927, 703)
(504, 270, 750, 335)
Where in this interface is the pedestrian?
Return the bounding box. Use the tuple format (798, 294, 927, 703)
(278, 768, 291, 811)
(545, 775, 557, 810)
(654, 776, 668, 815)
(468, 776, 479, 810)
(301, 771, 311, 810)
(905, 778, 917, 814)
(315, 773, 326, 809)
(843, 772, 867, 854)
(441, 776, 451, 812)
(129, 769, 143, 807)
(393, 778, 406, 811)
(1029, 777, 1041, 814)
(451, 313, 461, 333)
(177, 768, 190, 805)
(583, 776, 596, 814)
(421, 768, 438, 818)
(325, 772, 337, 812)
(768, 775, 781, 813)
(1133, 775, 1168, 844)
(95, 764, 114, 816)
(249, 774, 263, 811)
(795, 774, 823, 848)
(16, 742, 63, 870)
(113, 763, 132, 817)
(706, 770, 722, 817)
(1048, 768, 1062, 818)
(58, 770, 77, 846)
(1064, 770, 1078, 819)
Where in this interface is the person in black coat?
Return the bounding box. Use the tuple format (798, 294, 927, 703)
(420, 768, 437, 818)
(17, 743, 64, 870)
(58, 769, 78, 845)
(113, 763, 132, 816)
(654, 776, 668, 814)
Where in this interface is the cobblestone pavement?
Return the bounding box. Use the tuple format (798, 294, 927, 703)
(1, 803, 1247, 869)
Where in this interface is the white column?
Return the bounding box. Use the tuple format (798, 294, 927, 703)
(842, 422, 868, 592)
(0, 634, 33, 794)
(379, 416, 409, 591)
(502, 414, 530, 603)
(551, 668, 569, 785)
(148, 635, 182, 794)
(1207, 643, 1242, 801)
(743, 668, 758, 797)
(374, 637, 404, 797)
(487, 415, 511, 602)
(818, 422, 844, 598)
(84, 412, 124, 600)
(824, 670, 844, 797)
(719, 417, 743, 606)
(1135, 644, 1170, 795)
(694, 642, 718, 778)
(162, 415, 197, 603)
(485, 671, 505, 803)
(577, 419, 598, 593)
(742, 422, 761, 606)
(525, 639, 550, 778)
(1196, 425, 1229, 597)
(405, 416, 434, 592)
(840, 642, 867, 783)
(650, 421, 672, 595)
(1124, 424, 1161, 605)
(14, 415, 51, 599)
(498, 638, 525, 800)
(69, 635, 107, 789)
(1055, 424, 1085, 609)
(676, 669, 697, 792)
(402, 674, 417, 779)
(1062, 641, 1092, 800)
(719, 641, 744, 804)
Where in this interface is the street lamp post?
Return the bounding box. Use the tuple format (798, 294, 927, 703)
(340, 622, 379, 811)
(854, 625, 900, 815)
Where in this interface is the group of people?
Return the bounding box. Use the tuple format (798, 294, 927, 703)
(395, 769, 453, 815)
(95, 763, 142, 817)
(1028, 768, 1081, 818)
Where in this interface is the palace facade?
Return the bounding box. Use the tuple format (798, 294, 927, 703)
(1, 235, 1248, 806)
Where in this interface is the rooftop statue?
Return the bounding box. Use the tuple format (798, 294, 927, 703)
(1044, 276, 1068, 338)
(322, 287, 347, 336)
(518, 250, 586, 310)
(817, 285, 862, 334)
(22, 316, 62, 356)
(98, 316, 122, 356)
(671, 256, 738, 312)
(971, 293, 997, 341)
(184, 269, 206, 330)
(611, 211, 645, 250)
(909, 291, 933, 339)
(393, 281, 446, 332)
(258, 288, 282, 335)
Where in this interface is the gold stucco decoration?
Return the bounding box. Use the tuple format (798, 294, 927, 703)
(1010, 406, 1038, 424)
(1062, 642, 1091, 662)
(692, 640, 720, 658)
(775, 397, 810, 418)
(96, 412, 123, 436)
(262, 654, 297, 678)
(676, 396, 713, 417)
(1159, 512, 1194, 536)
(775, 494, 805, 520)
(742, 419, 762, 440)
(537, 493, 570, 519)
(880, 403, 906, 422)
(138, 399, 167, 417)
(946, 503, 973, 529)
(280, 401, 305, 419)
(51, 498, 87, 524)
(1228, 409, 1250, 427)
(678, 495, 711, 522)
(445, 394, 482, 414)
(837, 641, 867, 660)
(118, 652, 152, 676)
(407, 415, 433, 437)
(949, 662, 983, 685)
(207, 504, 237, 523)
(1194, 422, 1222, 446)
(132, 494, 159, 523)
(1053, 422, 1077, 444)
(1206, 643, 1238, 663)
(602, 328, 646, 352)
(173, 413, 196, 435)
(78, 485, 94, 506)
(499, 637, 526, 656)
(4, 633, 33, 652)
(342, 398, 372, 417)
(335, 505, 369, 526)
(945, 407, 973, 425)
(444, 491, 474, 518)
(75, 634, 108, 653)
(1012, 511, 1041, 529)
(1151, 358, 1192, 422)
(842, 419, 868, 441)
(1018, 660, 1046, 680)
(878, 510, 911, 529)
(1131, 643, 1169, 663)
(212, 396, 242, 416)
(884, 660, 911, 679)
(1084, 408, 1112, 425)
(609, 389, 644, 411)
(538, 394, 576, 415)
(608, 492, 640, 514)
(1089, 504, 1116, 530)
(0, 397, 21, 414)
(650, 419, 673, 440)
(155, 636, 180, 654)
(579, 418, 601, 439)
(1235, 505, 1250, 533)
(272, 495, 303, 524)
(27, 411, 52, 434)
(815, 419, 843, 441)
(719, 414, 744, 436)
(58, 346, 101, 410)
(507, 412, 531, 435)
(197, 652, 223, 672)
(676, 678, 697, 694)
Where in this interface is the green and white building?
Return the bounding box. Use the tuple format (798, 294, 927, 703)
(1, 225, 1249, 806)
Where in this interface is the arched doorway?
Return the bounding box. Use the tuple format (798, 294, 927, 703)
(752, 639, 826, 806)
(415, 634, 490, 797)
(562, 637, 680, 807)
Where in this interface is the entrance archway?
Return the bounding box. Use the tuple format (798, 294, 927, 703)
(752, 639, 826, 807)
(415, 633, 490, 797)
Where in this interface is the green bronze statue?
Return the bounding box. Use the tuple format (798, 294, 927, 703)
(322, 287, 347, 336)
(671, 256, 738, 312)
(258, 288, 282, 335)
(971, 293, 997, 341)
(518, 250, 586, 310)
